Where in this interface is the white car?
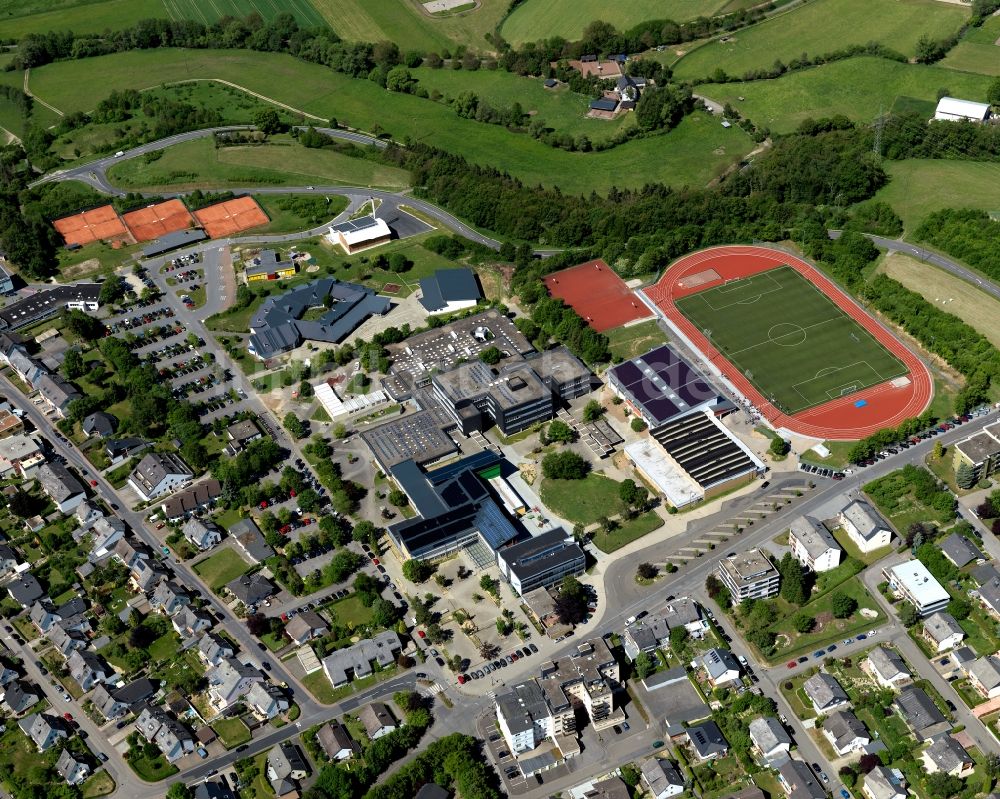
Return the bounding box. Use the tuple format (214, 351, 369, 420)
(868, 629, 878, 636)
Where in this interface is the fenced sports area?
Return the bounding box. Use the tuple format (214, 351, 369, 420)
(675, 266, 908, 415)
(193, 196, 269, 238)
(643, 245, 933, 440)
(543, 258, 651, 333)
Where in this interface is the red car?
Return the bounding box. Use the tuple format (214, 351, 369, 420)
(787, 661, 797, 669)
(155, 522, 165, 530)
(289, 489, 296, 497)
(90, 480, 98, 487)
(372, 558, 380, 565)
(259, 501, 268, 510)
(417, 630, 426, 639)
(457, 674, 467, 685)
(63, 712, 73, 722)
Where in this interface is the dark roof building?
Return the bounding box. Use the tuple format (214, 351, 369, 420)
(82, 412, 117, 438)
(248, 278, 390, 360)
(418, 268, 482, 314)
(141, 229, 208, 258)
(686, 720, 729, 760)
(226, 573, 276, 606)
(497, 529, 586, 596)
(894, 685, 950, 739)
(229, 518, 274, 564)
(160, 479, 222, 521)
(0, 283, 101, 330)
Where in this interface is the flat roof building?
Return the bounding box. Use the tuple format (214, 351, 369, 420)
(497, 529, 586, 596)
(883, 560, 950, 616)
(0, 283, 101, 330)
(326, 215, 392, 254)
(141, 229, 208, 258)
(952, 423, 1000, 479)
(361, 409, 459, 472)
(716, 548, 779, 601)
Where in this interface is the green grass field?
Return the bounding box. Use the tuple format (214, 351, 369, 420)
(674, 0, 968, 80)
(312, 0, 507, 51)
(161, 0, 324, 26)
(675, 266, 908, 414)
(501, 0, 728, 46)
(699, 56, 994, 134)
(410, 66, 636, 141)
(27, 48, 754, 193)
(0, 0, 164, 39)
(605, 319, 668, 361)
(941, 15, 1000, 76)
(106, 136, 413, 190)
(193, 548, 252, 590)
(873, 159, 1000, 232)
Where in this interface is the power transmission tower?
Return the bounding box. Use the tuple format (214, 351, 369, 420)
(872, 105, 885, 164)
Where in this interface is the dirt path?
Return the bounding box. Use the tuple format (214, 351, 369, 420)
(139, 78, 325, 121)
(23, 69, 64, 116)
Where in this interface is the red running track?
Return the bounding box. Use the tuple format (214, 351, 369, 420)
(643, 245, 933, 441)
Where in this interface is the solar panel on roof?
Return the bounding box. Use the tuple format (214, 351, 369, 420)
(611, 361, 644, 387)
(644, 398, 680, 423)
(676, 378, 715, 407)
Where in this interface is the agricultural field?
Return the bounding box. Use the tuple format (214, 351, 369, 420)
(311, 0, 507, 52)
(673, 0, 968, 80)
(500, 0, 728, 47)
(26, 48, 755, 193)
(873, 159, 1000, 233)
(160, 0, 325, 27)
(941, 15, 1000, 76)
(877, 252, 1000, 351)
(699, 56, 994, 134)
(0, 0, 164, 39)
(410, 66, 636, 141)
(106, 136, 413, 191)
(675, 265, 908, 414)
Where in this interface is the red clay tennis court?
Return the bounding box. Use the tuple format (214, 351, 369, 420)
(543, 259, 651, 333)
(53, 205, 131, 246)
(194, 196, 269, 238)
(643, 245, 933, 441)
(122, 200, 195, 242)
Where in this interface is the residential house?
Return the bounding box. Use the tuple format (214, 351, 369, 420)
(921, 735, 974, 778)
(229, 518, 273, 564)
(81, 412, 117, 439)
(68, 649, 114, 692)
(171, 606, 213, 639)
(0, 660, 18, 687)
(685, 720, 729, 761)
(207, 657, 264, 710)
(127, 452, 193, 502)
(788, 516, 842, 572)
(88, 516, 127, 561)
(968, 655, 1000, 698)
(224, 419, 262, 456)
(56, 749, 91, 786)
(226, 573, 276, 607)
(622, 601, 708, 660)
(641, 757, 685, 799)
(160, 479, 222, 522)
(74, 500, 103, 531)
(2, 681, 39, 714)
(317, 721, 359, 761)
(322, 631, 401, 687)
(749, 716, 792, 764)
(285, 610, 328, 646)
(979, 579, 1000, 621)
(940, 533, 984, 568)
(822, 710, 870, 756)
(778, 759, 827, 799)
(267, 742, 309, 797)
(0, 543, 19, 578)
(21, 712, 68, 751)
(36, 462, 86, 513)
(0, 433, 44, 478)
(104, 438, 151, 466)
(358, 702, 397, 740)
(923, 612, 966, 653)
(135, 704, 195, 762)
(30, 600, 60, 634)
(194, 781, 236, 799)
(4, 572, 44, 608)
(182, 518, 222, 551)
(586, 776, 632, 799)
(862, 767, 907, 799)
(0, 408, 23, 438)
(198, 632, 235, 667)
(35, 374, 81, 419)
(894, 685, 950, 740)
(803, 673, 849, 714)
(90, 678, 157, 721)
(150, 580, 190, 616)
(700, 648, 741, 687)
(839, 500, 892, 553)
(245, 682, 289, 720)
(864, 647, 911, 690)
(49, 621, 87, 657)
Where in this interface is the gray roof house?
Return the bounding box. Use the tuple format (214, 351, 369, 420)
(171, 605, 214, 639)
(803, 672, 849, 714)
(822, 710, 870, 756)
(921, 735, 974, 778)
(2, 680, 39, 715)
(207, 657, 264, 710)
(862, 766, 907, 799)
(894, 685, 950, 740)
(317, 721, 359, 761)
(229, 518, 273, 563)
(36, 462, 86, 513)
(939, 533, 983, 568)
(56, 749, 91, 786)
(641, 757, 685, 799)
(136, 704, 195, 762)
(0, 543, 19, 578)
(418, 268, 482, 315)
(359, 702, 397, 740)
(91, 678, 157, 720)
(285, 610, 328, 646)
(30, 600, 60, 634)
(150, 579, 190, 616)
(779, 759, 827, 799)
(686, 720, 729, 760)
(5, 572, 45, 607)
(88, 516, 127, 560)
(700, 648, 741, 687)
(36, 374, 81, 418)
(68, 649, 113, 692)
(49, 621, 88, 657)
(127, 452, 193, 502)
(865, 647, 911, 689)
(923, 612, 965, 653)
(21, 712, 68, 751)
(198, 632, 235, 666)
(245, 682, 290, 720)
(979, 578, 1000, 619)
(322, 631, 401, 687)
(749, 716, 792, 765)
(226, 573, 276, 607)
(82, 412, 117, 438)
(182, 517, 222, 551)
(267, 742, 310, 795)
(968, 655, 1000, 698)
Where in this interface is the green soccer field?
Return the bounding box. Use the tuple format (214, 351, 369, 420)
(675, 266, 908, 414)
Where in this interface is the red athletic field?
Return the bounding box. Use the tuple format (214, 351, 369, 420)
(643, 245, 932, 441)
(543, 259, 651, 333)
(52, 205, 131, 246)
(121, 199, 194, 242)
(194, 196, 269, 238)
